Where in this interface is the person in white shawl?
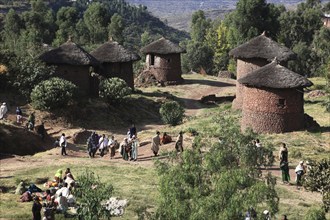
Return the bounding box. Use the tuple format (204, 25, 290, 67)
(99, 134, 108, 157)
(295, 161, 305, 189)
(130, 135, 139, 161)
(0, 102, 8, 120)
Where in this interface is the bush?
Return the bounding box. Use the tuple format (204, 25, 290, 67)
(304, 207, 327, 220)
(159, 101, 185, 125)
(75, 170, 114, 220)
(99, 77, 131, 104)
(30, 77, 78, 110)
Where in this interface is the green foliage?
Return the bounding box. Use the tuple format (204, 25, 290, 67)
(99, 77, 131, 104)
(304, 207, 327, 220)
(8, 56, 55, 99)
(159, 101, 185, 126)
(191, 10, 211, 42)
(54, 6, 79, 45)
(108, 13, 124, 44)
(30, 77, 78, 110)
(75, 170, 114, 220)
(1, 9, 23, 52)
(304, 159, 330, 212)
(152, 116, 278, 219)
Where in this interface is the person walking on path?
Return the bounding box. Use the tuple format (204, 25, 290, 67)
(295, 161, 306, 189)
(60, 133, 67, 156)
(16, 106, 23, 124)
(131, 135, 139, 161)
(0, 102, 8, 120)
(151, 131, 161, 156)
(279, 143, 290, 184)
(175, 131, 184, 153)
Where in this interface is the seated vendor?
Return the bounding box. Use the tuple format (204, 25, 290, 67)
(161, 132, 172, 144)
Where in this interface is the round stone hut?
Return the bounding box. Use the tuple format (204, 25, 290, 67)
(91, 40, 140, 89)
(229, 32, 296, 109)
(140, 37, 186, 84)
(239, 61, 313, 133)
(39, 39, 98, 95)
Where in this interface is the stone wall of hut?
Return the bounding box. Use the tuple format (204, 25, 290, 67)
(146, 53, 183, 82)
(323, 17, 330, 28)
(241, 87, 305, 133)
(102, 62, 134, 88)
(233, 58, 269, 109)
(55, 65, 91, 94)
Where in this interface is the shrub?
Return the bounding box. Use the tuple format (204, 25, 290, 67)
(99, 77, 131, 104)
(159, 101, 185, 125)
(30, 77, 78, 110)
(75, 170, 114, 220)
(304, 207, 326, 220)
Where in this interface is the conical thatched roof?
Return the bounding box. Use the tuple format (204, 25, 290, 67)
(229, 33, 296, 62)
(140, 37, 186, 54)
(238, 61, 313, 88)
(91, 41, 140, 63)
(39, 40, 98, 65)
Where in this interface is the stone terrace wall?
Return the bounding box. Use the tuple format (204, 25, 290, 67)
(241, 87, 305, 133)
(147, 53, 183, 82)
(232, 58, 269, 109)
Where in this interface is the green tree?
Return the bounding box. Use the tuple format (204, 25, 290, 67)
(54, 6, 79, 45)
(75, 170, 114, 220)
(31, 77, 78, 110)
(304, 159, 330, 212)
(108, 13, 124, 44)
(99, 77, 131, 104)
(140, 31, 151, 46)
(84, 2, 110, 43)
(184, 41, 214, 74)
(8, 57, 55, 99)
(159, 101, 185, 126)
(312, 27, 330, 76)
(224, 0, 282, 46)
(2, 9, 23, 52)
(191, 10, 211, 42)
(152, 116, 278, 219)
(304, 207, 327, 220)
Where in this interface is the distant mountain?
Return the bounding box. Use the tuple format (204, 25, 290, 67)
(126, 0, 330, 31)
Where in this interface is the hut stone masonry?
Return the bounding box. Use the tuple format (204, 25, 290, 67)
(229, 33, 296, 109)
(91, 40, 140, 89)
(239, 61, 313, 133)
(39, 40, 98, 96)
(140, 37, 186, 83)
(322, 13, 330, 28)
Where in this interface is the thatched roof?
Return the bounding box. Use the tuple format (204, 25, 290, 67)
(238, 61, 313, 88)
(140, 37, 186, 54)
(229, 33, 296, 62)
(91, 41, 140, 63)
(39, 40, 98, 65)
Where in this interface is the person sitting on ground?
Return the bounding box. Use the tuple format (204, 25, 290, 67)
(64, 168, 75, 187)
(32, 196, 42, 220)
(37, 122, 46, 141)
(19, 190, 32, 202)
(43, 189, 52, 202)
(295, 161, 306, 189)
(175, 131, 184, 153)
(151, 131, 161, 156)
(16, 106, 23, 124)
(54, 169, 63, 183)
(55, 182, 70, 199)
(255, 139, 262, 148)
(15, 181, 27, 195)
(161, 132, 172, 144)
(282, 215, 288, 220)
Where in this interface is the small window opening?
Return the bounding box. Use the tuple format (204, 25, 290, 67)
(277, 99, 286, 108)
(150, 55, 155, 65)
(167, 58, 171, 63)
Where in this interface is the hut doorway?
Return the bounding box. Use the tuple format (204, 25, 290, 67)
(150, 55, 155, 66)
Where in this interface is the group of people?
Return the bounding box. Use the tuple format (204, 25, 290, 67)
(151, 131, 184, 156)
(86, 132, 119, 159)
(16, 168, 76, 220)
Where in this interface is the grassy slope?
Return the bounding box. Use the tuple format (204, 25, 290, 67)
(0, 75, 329, 219)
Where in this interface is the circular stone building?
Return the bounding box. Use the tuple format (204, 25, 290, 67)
(229, 32, 296, 109)
(39, 39, 98, 95)
(91, 40, 140, 89)
(238, 61, 313, 133)
(140, 37, 186, 84)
